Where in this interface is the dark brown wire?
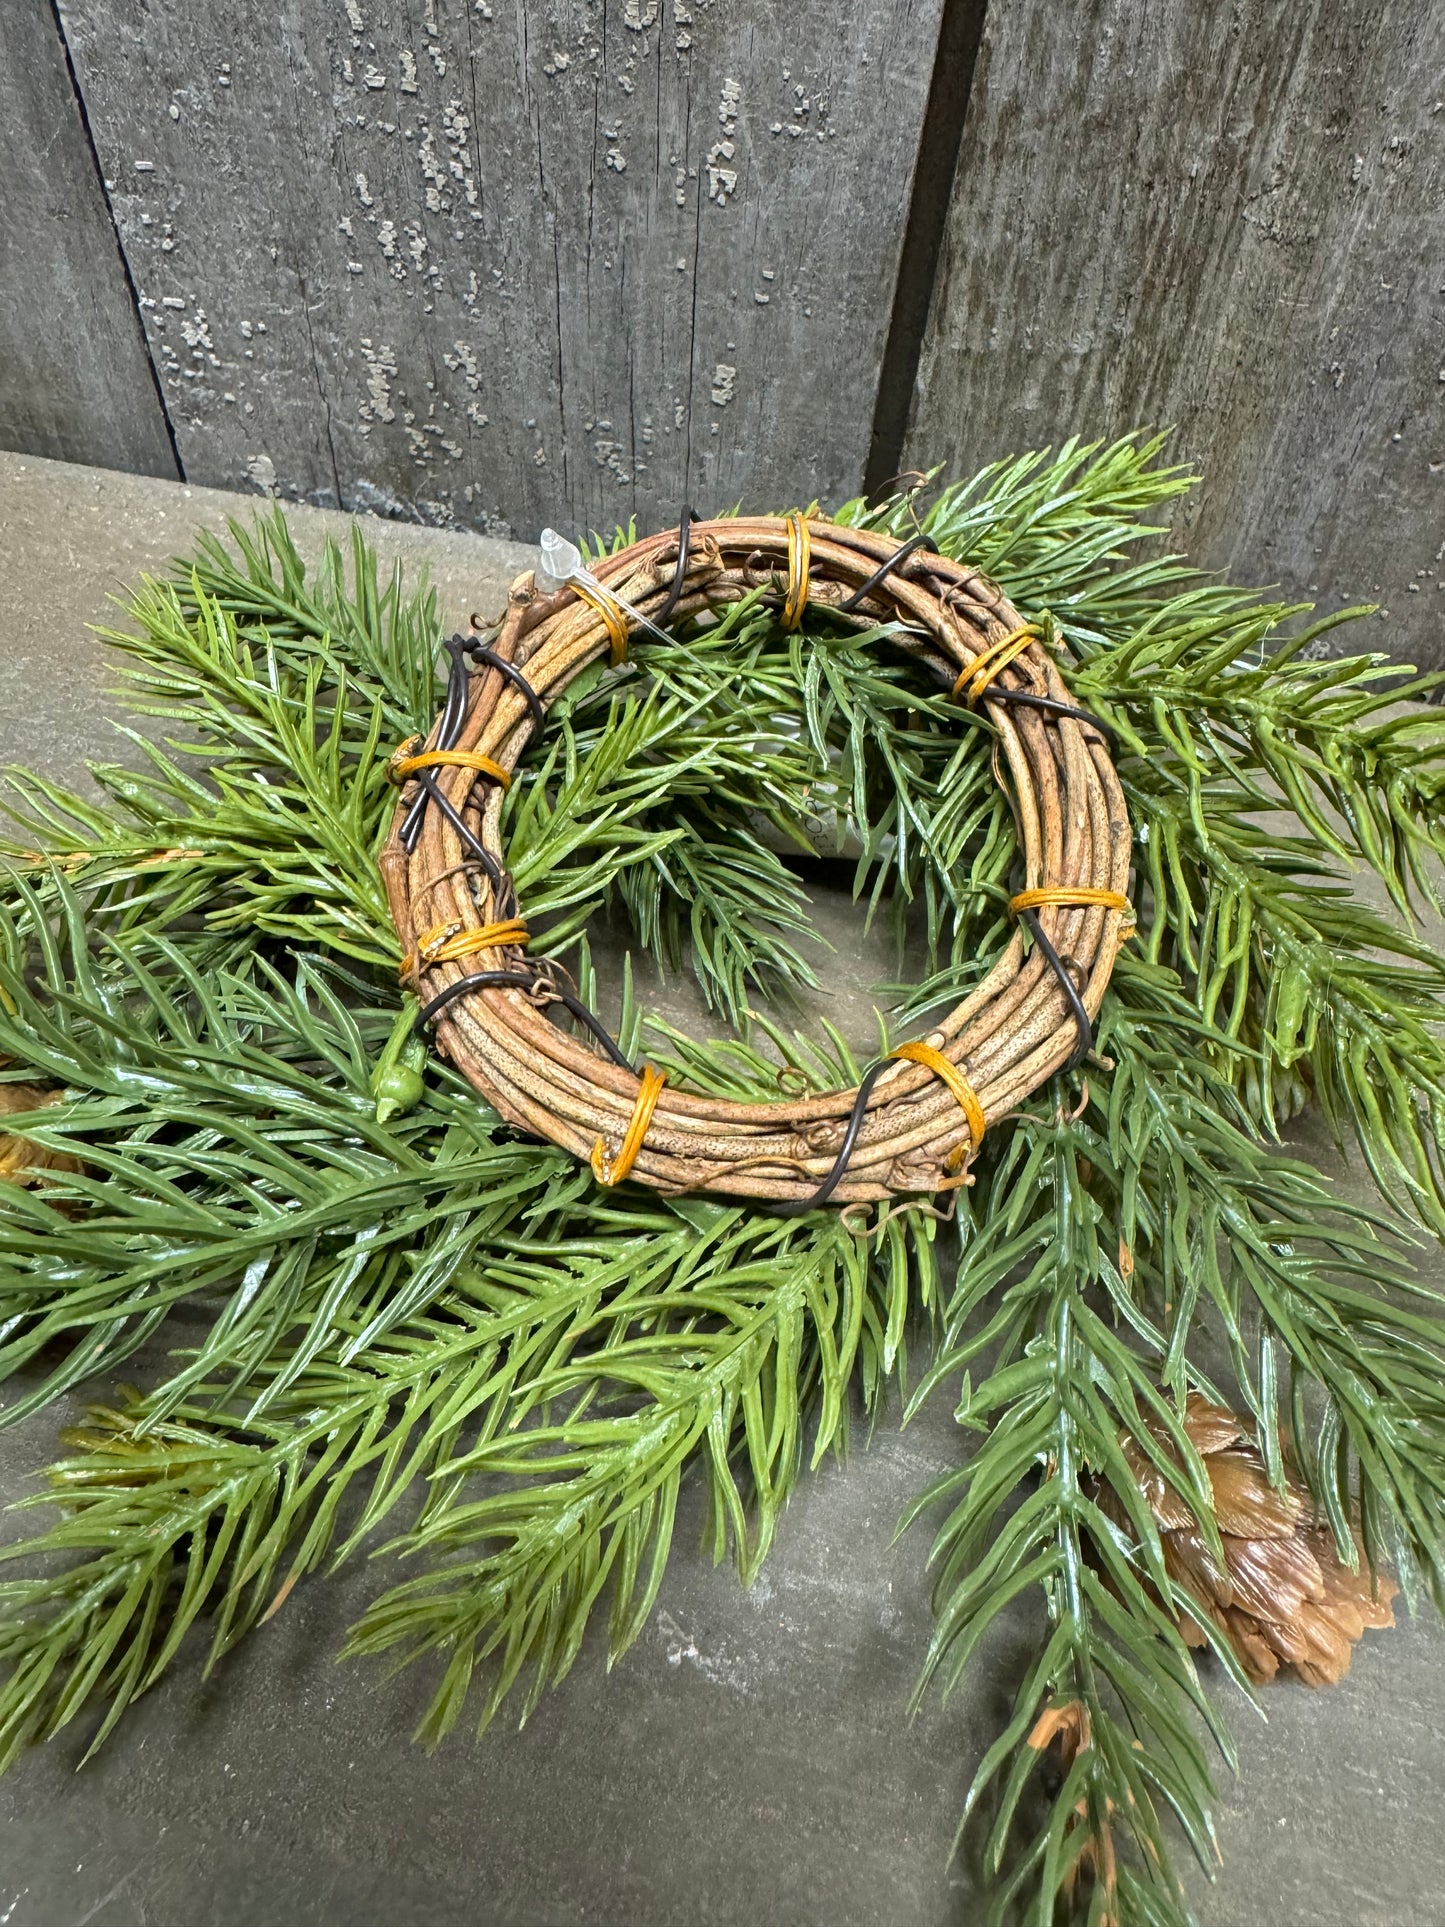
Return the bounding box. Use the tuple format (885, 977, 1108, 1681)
(465, 639, 546, 733)
(655, 507, 701, 628)
(840, 533, 938, 613)
(1021, 909, 1093, 1070)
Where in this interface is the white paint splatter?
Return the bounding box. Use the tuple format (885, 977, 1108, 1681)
(441, 100, 476, 202)
(358, 339, 398, 423)
(706, 140, 737, 203)
(418, 126, 447, 210)
(710, 362, 736, 406)
(593, 438, 631, 483)
(444, 340, 481, 389)
(180, 310, 215, 352)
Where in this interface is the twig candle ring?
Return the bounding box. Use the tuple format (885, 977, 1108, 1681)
(381, 515, 1133, 1209)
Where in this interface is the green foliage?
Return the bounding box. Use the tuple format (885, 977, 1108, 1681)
(0, 438, 1443, 1926)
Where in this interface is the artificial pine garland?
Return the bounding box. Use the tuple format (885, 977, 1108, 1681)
(1, 436, 1442, 1925)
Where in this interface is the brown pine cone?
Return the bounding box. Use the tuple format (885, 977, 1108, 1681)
(1107, 1392, 1396, 1687)
(0, 1080, 81, 1187)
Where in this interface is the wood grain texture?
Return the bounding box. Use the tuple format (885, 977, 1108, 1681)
(56, 0, 942, 541)
(906, 0, 1445, 667)
(0, 2, 177, 477)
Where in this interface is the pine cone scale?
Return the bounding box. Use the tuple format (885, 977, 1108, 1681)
(1223, 1531, 1329, 1625)
(1204, 1449, 1302, 1540)
(0, 1081, 80, 1186)
(1109, 1394, 1396, 1687)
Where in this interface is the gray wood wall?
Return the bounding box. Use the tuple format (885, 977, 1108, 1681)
(905, 0, 1445, 664)
(0, 0, 177, 479)
(3, 0, 1441, 664)
(51, 0, 942, 540)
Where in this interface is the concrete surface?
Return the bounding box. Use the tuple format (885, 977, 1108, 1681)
(0, 451, 537, 787)
(1, 454, 1444, 1927)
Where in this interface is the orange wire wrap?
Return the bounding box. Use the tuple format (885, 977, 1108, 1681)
(572, 577, 632, 665)
(1009, 887, 1132, 918)
(952, 624, 1038, 704)
(782, 513, 812, 630)
(400, 917, 530, 981)
(390, 746, 512, 789)
(590, 1066, 668, 1186)
(890, 1040, 987, 1163)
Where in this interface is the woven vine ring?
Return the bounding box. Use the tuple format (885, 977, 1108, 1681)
(380, 515, 1133, 1209)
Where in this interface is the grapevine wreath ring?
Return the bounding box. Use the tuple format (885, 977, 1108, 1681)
(380, 513, 1135, 1209)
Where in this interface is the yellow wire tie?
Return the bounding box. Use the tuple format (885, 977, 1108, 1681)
(1009, 887, 1133, 920)
(782, 512, 812, 630)
(590, 1065, 668, 1187)
(389, 745, 512, 789)
(890, 1041, 987, 1170)
(399, 917, 530, 980)
(951, 623, 1038, 705)
(572, 576, 632, 666)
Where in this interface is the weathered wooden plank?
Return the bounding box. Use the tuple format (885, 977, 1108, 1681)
(906, 1, 1445, 667)
(0, 2, 178, 477)
(56, 0, 943, 542)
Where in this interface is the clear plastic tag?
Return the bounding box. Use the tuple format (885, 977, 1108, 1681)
(538, 527, 584, 593)
(536, 524, 675, 646)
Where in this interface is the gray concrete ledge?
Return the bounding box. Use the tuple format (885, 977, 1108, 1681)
(0, 451, 537, 788)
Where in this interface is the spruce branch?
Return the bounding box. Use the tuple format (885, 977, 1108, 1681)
(2, 593, 406, 966)
(347, 1210, 935, 1742)
(0, 1201, 934, 1764)
(1120, 773, 1445, 1230)
(1095, 982, 1445, 1608)
(902, 961, 1444, 1920)
(906, 1106, 1239, 1927)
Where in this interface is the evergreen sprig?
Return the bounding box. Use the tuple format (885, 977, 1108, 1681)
(0, 436, 1442, 1925)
